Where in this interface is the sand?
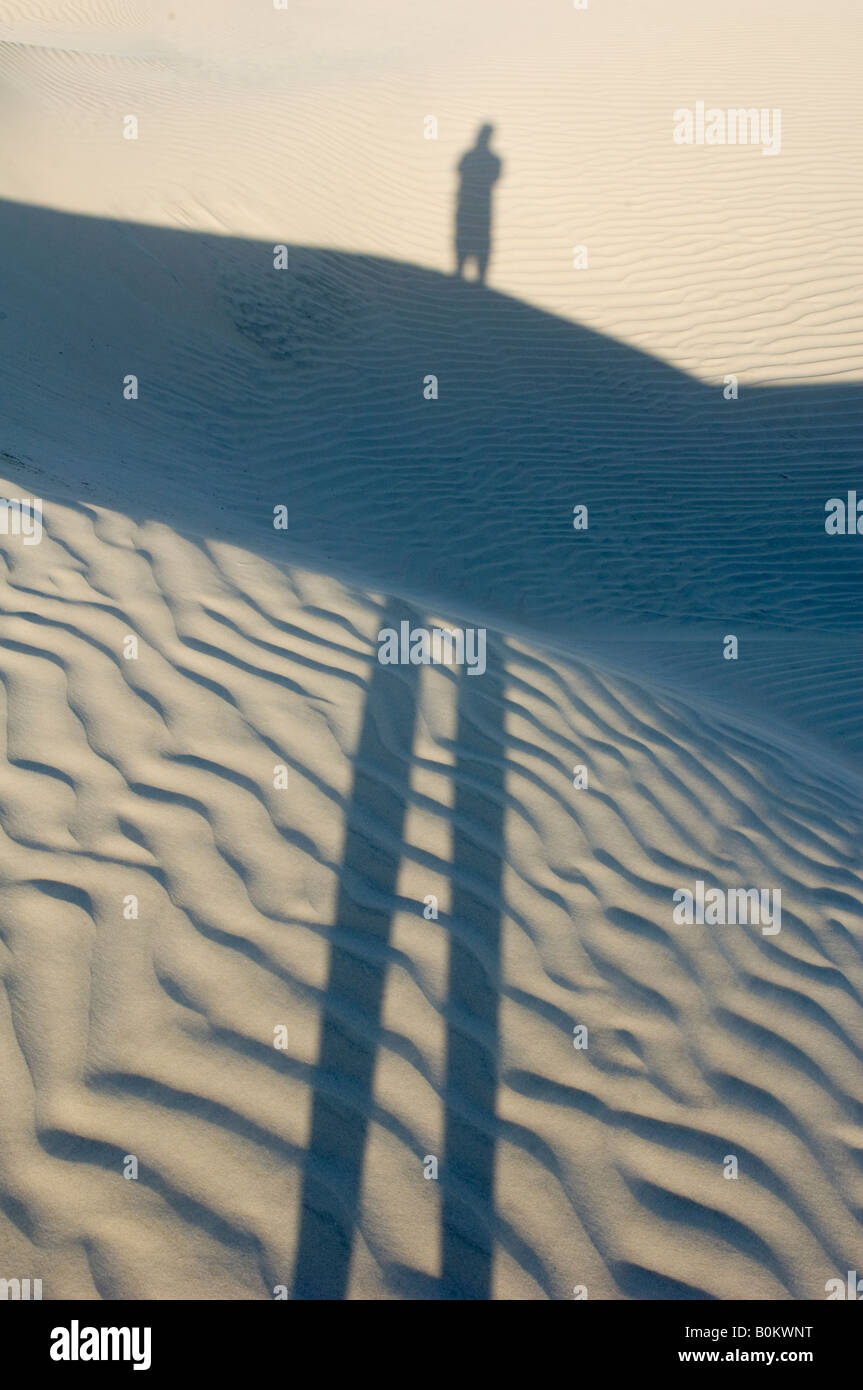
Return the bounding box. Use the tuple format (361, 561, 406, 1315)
(0, 0, 861, 1299)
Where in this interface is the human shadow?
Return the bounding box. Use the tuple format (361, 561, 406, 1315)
(290, 617, 506, 1299)
(441, 651, 505, 1298)
(291, 601, 420, 1298)
(455, 123, 502, 283)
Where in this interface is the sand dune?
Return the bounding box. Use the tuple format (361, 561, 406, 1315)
(0, 490, 861, 1298)
(0, 204, 860, 759)
(0, 0, 861, 1301)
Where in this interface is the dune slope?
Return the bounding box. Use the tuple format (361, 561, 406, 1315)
(1, 0, 862, 1302)
(0, 491, 861, 1299)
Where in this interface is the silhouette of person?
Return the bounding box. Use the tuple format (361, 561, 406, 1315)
(455, 124, 502, 283)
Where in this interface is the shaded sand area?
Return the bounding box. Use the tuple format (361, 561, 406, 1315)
(0, 0, 862, 1299)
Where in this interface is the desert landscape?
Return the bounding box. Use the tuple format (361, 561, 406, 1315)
(0, 0, 861, 1301)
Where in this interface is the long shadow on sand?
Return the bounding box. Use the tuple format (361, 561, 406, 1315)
(290, 601, 420, 1298)
(290, 613, 505, 1299)
(441, 656, 505, 1298)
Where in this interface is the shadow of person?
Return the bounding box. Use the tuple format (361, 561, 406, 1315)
(290, 600, 421, 1300)
(455, 124, 502, 284)
(441, 645, 505, 1299)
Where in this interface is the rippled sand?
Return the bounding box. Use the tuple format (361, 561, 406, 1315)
(0, 0, 861, 1299)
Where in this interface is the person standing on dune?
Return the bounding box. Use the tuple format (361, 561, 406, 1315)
(455, 124, 502, 284)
